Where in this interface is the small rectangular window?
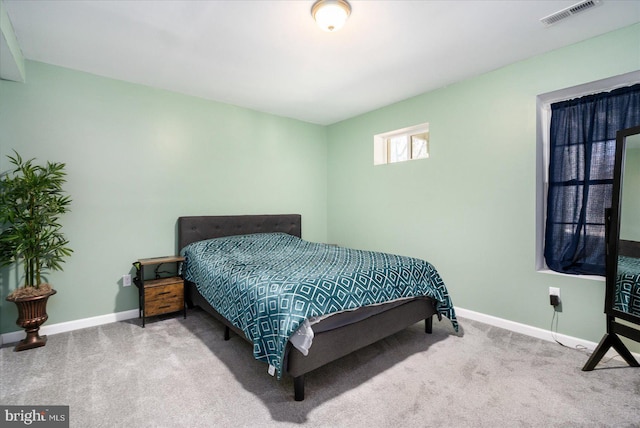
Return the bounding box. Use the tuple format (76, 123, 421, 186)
(388, 135, 408, 163)
(374, 123, 429, 165)
(411, 133, 429, 159)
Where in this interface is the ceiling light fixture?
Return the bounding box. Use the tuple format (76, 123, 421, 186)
(311, 0, 351, 32)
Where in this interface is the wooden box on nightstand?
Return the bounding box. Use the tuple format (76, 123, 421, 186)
(133, 255, 186, 327)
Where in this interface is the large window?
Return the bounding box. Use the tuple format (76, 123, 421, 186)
(539, 78, 640, 276)
(374, 123, 429, 166)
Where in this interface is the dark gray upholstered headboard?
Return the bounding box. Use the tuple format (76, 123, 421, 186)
(178, 214, 302, 251)
(619, 240, 640, 258)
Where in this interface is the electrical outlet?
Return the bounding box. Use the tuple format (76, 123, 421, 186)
(123, 274, 132, 287)
(549, 287, 560, 306)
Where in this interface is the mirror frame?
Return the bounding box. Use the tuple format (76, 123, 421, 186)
(582, 125, 640, 371)
(606, 124, 640, 324)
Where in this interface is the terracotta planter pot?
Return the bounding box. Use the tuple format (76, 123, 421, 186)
(6, 289, 57, 351)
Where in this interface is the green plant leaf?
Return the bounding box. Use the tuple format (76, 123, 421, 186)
(0, 151, 72, 289)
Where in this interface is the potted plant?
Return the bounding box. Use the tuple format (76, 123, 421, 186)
(0, 151, 72, 351)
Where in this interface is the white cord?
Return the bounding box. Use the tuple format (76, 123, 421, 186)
(550, 308, 617, 364)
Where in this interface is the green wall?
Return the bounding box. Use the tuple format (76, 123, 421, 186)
(326, 23, 640, 344)
(0, 61, 328, 334)
(2, 24, 640, 346)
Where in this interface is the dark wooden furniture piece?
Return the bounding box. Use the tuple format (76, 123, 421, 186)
(583, 125, 640, 371)
(177, 214, 439, 401)
(133, 255, 186, 328)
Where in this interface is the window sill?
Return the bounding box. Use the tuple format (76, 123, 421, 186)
(536, 268, 605, 282)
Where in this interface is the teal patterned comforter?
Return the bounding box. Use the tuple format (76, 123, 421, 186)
(181, 232, 458, 378)
(615, 256, 640, 317)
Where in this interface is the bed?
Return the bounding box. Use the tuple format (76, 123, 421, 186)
(178, 214, 458, 400)
(615, 240, 640, 317)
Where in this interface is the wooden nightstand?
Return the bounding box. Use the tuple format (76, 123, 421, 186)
(133, 255, 186, 327)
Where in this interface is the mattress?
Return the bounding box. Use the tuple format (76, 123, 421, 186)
(289, 297, 422, 355)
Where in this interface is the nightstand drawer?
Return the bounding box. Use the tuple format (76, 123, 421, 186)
(144, 278, 184, 317)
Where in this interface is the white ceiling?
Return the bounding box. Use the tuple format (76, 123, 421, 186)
(4, 0, 640, 125)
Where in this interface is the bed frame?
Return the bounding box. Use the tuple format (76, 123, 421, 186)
(177, 214, 438, 401)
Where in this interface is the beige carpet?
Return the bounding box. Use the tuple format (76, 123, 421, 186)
(1, 308, 639, 427)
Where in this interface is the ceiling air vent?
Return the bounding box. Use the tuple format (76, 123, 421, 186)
(540, 0, 602, 26)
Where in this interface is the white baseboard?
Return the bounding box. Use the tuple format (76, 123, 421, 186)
(2, 306, 638, 364)
(1, 309, 139, 346)
(0, 306, 588, 349)
(455, 307, 596, 348)
(455, 307, 640, 362)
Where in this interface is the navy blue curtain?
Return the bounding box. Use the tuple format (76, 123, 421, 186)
(545, 84, 640, 275)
